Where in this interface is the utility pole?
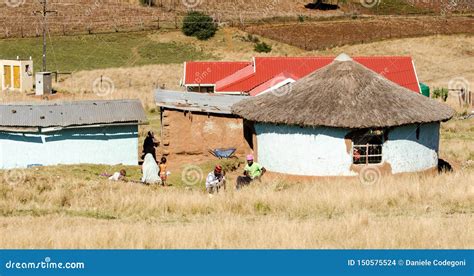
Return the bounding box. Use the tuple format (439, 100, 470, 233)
(34, 0, 57, 72)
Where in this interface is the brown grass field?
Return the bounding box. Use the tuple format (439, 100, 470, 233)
(0, 28, 473, 249)
(0, 98, 472, 249)
(0, 140, 472, 248)
(246, 16, 474, 50)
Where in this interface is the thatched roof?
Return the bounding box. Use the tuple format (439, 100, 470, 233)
(232, 54, 454, 129)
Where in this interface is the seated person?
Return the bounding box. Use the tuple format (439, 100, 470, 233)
(141, 153, 161, 185)
(206, 165, 226, 194)
(108, 169, 127, 181)
(236, 154, 266, 189)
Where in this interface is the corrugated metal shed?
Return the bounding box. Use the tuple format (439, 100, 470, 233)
(155, 89, 248, 115)
(0, 99, 147, 129)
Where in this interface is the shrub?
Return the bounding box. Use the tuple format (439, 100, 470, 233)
(246, 34, 260, 43)
(254, 42, 272, 53)
(182, 11, 218, 40)
(433, 87, 449, 102)
(139, 0, 154, 6)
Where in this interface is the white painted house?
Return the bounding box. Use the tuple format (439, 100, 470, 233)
(0, 100, 147, 169)
(232, 54, 454, 176)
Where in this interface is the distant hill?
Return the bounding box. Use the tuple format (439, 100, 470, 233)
(0, 0, 472, 39)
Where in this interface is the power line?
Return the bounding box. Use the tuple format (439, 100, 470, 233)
(33, 0, 57, 72)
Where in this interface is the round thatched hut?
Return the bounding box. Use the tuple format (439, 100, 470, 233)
(232, 54, 454, 176)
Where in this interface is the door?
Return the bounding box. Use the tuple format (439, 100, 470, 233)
(3, 65, 11, 88)
(13, 65, 20, 89)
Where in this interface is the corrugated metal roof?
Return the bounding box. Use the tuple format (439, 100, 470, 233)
(155, 89, 248, 115)
(207, 57, 421, 94)
(0, 99, 147, 128)
(184, 61, 251, 85)
(248, 72, 298, 96)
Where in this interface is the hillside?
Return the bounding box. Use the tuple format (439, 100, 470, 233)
(247, 16, 474, 50)
(1, 0, 472, 38)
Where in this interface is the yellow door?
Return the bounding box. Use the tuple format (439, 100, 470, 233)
(4, 65, 11, 88)
(13, 66, 20, 89)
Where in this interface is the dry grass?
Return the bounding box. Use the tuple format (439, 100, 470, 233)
(0, 166, 472, 249)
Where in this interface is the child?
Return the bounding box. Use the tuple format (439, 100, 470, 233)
(159, 157, 168, 186)
(108, 169, 127, 181)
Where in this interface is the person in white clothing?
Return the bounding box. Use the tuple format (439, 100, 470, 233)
(206, 165, 225, 194)
(108, 169, 127, 181)
(141, 153, 161, 185)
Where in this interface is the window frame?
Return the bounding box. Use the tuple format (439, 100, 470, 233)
(351, 129, 385, 165)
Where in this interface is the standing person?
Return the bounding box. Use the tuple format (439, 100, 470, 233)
(159, 156, 169, 186)
(141, 153, 161, 185)
(142, 131, 159, 161)
(206, 165, 226, 194)
(236, 154, 266, 189)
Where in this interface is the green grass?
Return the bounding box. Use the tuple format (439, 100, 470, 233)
(0, 157, 243, 194)
(0, 31, 214, 72)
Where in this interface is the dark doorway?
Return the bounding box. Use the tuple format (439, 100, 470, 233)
(243, 120, 255, 150)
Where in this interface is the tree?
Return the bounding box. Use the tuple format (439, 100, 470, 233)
(182, 11, 218, 40)
(254, 42, 272, 53)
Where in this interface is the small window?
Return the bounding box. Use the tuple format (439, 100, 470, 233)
(352, 129, 384, 165)
(25, 65, 32, 76)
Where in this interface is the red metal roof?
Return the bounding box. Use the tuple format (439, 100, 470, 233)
(184, 61, 251, 85)
(248, 72, 298, 96)
(214, 57, 420, 94)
